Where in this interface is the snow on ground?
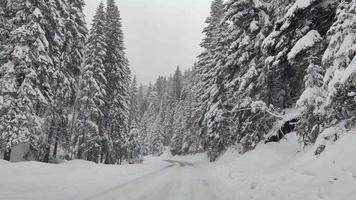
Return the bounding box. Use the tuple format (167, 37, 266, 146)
(0, 159, 10, 165)
(1, 131, 355, 200)
(165, 129, 356, 200)
(204, 132, 356, 200)
(0, 156, 169, 200)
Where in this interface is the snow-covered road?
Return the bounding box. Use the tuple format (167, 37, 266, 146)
(86, 160, 230, 200)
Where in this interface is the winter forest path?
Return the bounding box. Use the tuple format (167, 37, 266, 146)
(85, 160, 232, 200)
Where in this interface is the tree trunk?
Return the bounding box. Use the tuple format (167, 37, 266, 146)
(53, 134, 59, 159)
(44, 120, 55, 163)
(4, 149, 11, 161)
(77, 132, 85, 159)
(104, 151, 110, 164)
(100, 149, 104, 163)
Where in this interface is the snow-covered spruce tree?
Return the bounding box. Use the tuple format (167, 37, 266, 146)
(149, 117, 164, 156)
(170, 78, 197, 155)
(73, 2, 107, 163)
(0, 0, 54, 161)
(262, 0, 337, 108)
(170, 101, 185, 155)
(296, 37, 326, 144)
(257, 0, 338, 147)
(158, 68, 183, 146)
(200, 0, 275, 159)
(137, 84, 146, 120)
(41, 0, 77, 163)
(139, 87, 160, 156)
(160, 98, 175, 146)
(128, 76, 139, 130)
(297, 58, 325, 144)
(194, 0, 225, 148)
(126, 122, 142, 164)
(53, 0, 87, 159)
(105, 0, 131, 164)
(171, 67, 183, 101)
(64, 0, 87, 78)
(317, 0, 356, 137)
(185, 70, 206, 154)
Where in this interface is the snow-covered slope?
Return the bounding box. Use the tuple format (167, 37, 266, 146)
(205, 132, 356, 200)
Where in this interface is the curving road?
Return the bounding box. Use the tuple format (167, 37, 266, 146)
(85, 160, 231, 200)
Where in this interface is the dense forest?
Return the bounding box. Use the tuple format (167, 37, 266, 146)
(134, 0, 356, 161)
(1, 0, 356, 164)
(0, 0, 131, 163)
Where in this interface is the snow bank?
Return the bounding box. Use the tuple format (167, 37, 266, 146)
(0, 156, 169, 200)
(206, 131, 356, 200)
(0, 159, 10, 165)
(62, 159, 98, 166)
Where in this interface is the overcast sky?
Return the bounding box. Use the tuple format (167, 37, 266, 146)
(83, 0, 211, 84)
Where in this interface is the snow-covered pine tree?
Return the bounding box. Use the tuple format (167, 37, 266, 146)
(126, 122, 142, 164)
(194, 0, 225, 138)
(41, 0, 75, 163)
(73, 2, 107, 163)
(149, 117, 164, 156)
(128, 76, 139, 130)
(170, 101, 185, 155)
(63, 0, 87, 104)
(64, 0, 87, 79)
(319, 0, 356, 134)
(181, 71, 201, 154)
(54, 0, 87, 159)
(171, 86, 196, 155)
(171, 67, 183, 101)
(161, 98, 175, 146)
(139, 86, 158, 156)
(137, 84, 146, 120)
(201, 0, 273, 158)
(0, 0, 54, 161)
(262, 0, 337, 108)
(297, 56, 325, 144)
(105, 0, 131, 164)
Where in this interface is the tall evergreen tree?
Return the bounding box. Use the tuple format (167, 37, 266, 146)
(105, 0, 131, 164)
(126, 122, 142, 164)
(319, 0, 356, 135)
(193, 0, 226, 154)
(73, 2, 107, 162)
(171, 67, 183, 101)
(0, 0, 54, 161)
(53, 0, 87, 159)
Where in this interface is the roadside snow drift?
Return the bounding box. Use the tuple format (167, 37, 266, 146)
(206, 132, 356, 200)
(0, 157, 169, 200)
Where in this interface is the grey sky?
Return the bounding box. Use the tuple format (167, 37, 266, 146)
(83, 0, 211, 84)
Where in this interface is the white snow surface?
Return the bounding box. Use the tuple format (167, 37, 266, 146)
(286, 0, 315, 17)
(288, 30, 322, 61)
(207, 132, 356, 200)
(0, 157, 168, 200)
(1, 131, 356, 200)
